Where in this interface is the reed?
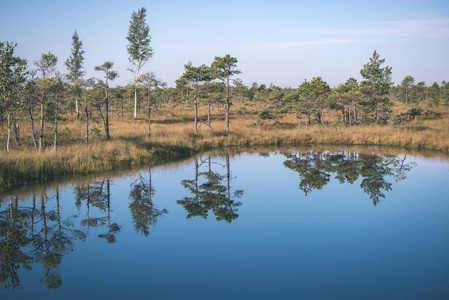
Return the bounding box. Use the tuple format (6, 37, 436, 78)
(1, 102, 448, 194)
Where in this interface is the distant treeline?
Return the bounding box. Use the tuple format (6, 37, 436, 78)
(2, 30, 449, 153)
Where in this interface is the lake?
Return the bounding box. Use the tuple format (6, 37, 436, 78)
(1, 146, 449, 299)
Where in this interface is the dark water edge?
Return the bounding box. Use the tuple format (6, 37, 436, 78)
(0, 145, 196, 197)
(2, 143, 449, 199)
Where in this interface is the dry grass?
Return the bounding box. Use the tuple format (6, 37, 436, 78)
(1, 101, 448, 194)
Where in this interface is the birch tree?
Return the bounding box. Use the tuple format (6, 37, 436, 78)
(127, 7, 153, 118)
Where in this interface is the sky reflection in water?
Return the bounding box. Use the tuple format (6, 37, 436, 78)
(1, 148, 449, 299)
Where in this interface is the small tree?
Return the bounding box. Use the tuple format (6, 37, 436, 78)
(79, 78, 96, 144)
(331, 78, 361, 125)
(65, 30, 85, 119)
(308, 76, 331, 124)
(360, 51, 393, 123)
(34, 52, 58, 151)
(23, 75, 39, 148)
(181, 62, 212, 133)
(0, 42, 27, 152)
(297, 80, 315, 128)
(94, 61, 118, 140)
(127, 7, 153, 118)
(138, 71, 158, 138)
(211, 55, 241, 132)
(51, 73, 65, 151)
(400, 75, 414, 105)
(428, 82, 440, 106)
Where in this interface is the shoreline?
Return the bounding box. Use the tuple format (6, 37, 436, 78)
(2, 124, 449, 196)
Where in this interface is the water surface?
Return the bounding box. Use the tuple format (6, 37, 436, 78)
(1, 146, 449, 299)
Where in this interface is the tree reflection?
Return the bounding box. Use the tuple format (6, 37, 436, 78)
(75, 178, 121, 244)
(283, 150, 416, 205)
(177, 154, 243, 223)
(1, 188, 86, 291)
(0, 195, 33, 291)
(129, 168, 168, 237)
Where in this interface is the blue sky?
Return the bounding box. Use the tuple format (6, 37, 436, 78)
(1, 0, 448, 87)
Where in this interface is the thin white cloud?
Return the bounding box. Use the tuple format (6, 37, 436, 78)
(162, 39, 371, 54)
(254, 39, 371, 52)
(306, 18, 449, 39)
(152, 18, 449, 58)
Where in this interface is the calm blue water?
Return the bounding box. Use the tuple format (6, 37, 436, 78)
(1, 148, 449, 299)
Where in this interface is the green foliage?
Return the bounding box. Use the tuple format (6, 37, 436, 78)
(94, 61, 118, 83)
(295, 77, 330, 122)
(90, 125, 101, 137)
(424, 109, 442, 119)
(177, 157, 243, 223)
(182, 63, 212, 85)
(34, 52, 58, 78)
(279, 105, 294, 114)
(401, 107, 423, 120)
(211, 54, 241, 81)
(181, 63, 212, 104)
(398, 75, 414, 104)
(126, 7, 153, 72)
(0, 41, 28, 116)
(64, 31, 85, 84)
(360, 51, 393, 122)
(283, 151, 415, 206)
(258, 110, 274, 120)
(129, 172, 168, 237)
(427, 82, 440, 106)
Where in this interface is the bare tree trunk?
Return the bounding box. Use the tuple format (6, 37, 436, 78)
(14, 120, 20, 146)
(41, 192, 47, 252)
(134, 86, 138, 118)
(226, 154, 230, 204)
(105, 87, 110, 140)
(6, 112, 11, 152)
(134, 69, 140, 118)
(39, 90, 45, 151)
(226, 74, 230, 132)
(194, 96, 198, 133)
(350, 102, 354, 125)
(76, 95, 79, 119)
(29, 101, 38, 149)
(54, 93, 58, 151)
(148, 89, 151, 139)
(149, 168, 152, 205)
(148, 106, 151, 139)
(195, 158, 198, 200)
(56, 187, 61, 234)
(405, 88, 408, 105)
(31, 193, 36, 236)
(208, 103, 211, 126)
(85, 98, 89, 144)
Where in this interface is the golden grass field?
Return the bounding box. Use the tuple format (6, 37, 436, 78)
(1, 101, 448, 187)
